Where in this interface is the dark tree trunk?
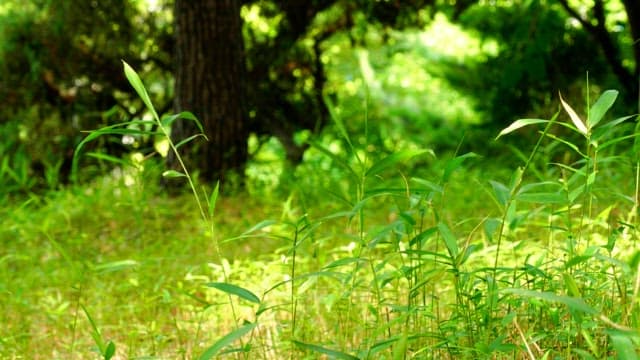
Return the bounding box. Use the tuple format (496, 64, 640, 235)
(172, 0, 248, 183)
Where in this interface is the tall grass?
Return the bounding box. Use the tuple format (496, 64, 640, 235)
(2, 64, 639, 359)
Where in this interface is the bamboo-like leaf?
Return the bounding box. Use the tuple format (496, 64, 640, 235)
(323, 94, 354, 151)
(502, 288, 597, 314)
(559, 93, 588, 135)
(293, 340, 360, 360)
(86, 152, 131, 166)
(443, 152, 478, 183)
(93, 259, 139, 273)
(208, 181, 220, 218)
(161, 111, 204, 134)
(198, 323, 256, 360)
(242, 220, 276, 235)
(122, 61, 159, 121)
(206, 282, 261, 304)
(104, 341, 116, 360)
(162, 170, 186, 178)
(516, 192, 566, 204)
(175, 134, 207, 149)
(366, 149, 432, 177)
(609, 331, 638, 360)
(589, 90, 618, 128)
(490, 180, 510, 207)
(437, 222, 458, 260)
(495, 118, 548, 139)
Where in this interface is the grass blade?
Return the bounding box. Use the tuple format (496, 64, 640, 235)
(589, 89, 618, 128)
(560, 93, 588, 135)
(437, 222, 459, 260)
(366, 149, 432, 178)
(122, 61, 159, 121)
(502, 288, 597, 314)
(206, 282, 261, 304)
(293, 340, 360, 360)
(198, 323, 256, 360)
(495, 118, 548, 139)
(609, 331, 639, 360)
(443, 152, 478, 183)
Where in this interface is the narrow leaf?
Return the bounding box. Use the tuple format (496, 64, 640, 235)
(293, 340, 360, 360)
(437, 222, 459, 260)
(86, 152, 131, 166)
(175, 134, 207, 149)
(516, 192, 566, 204)
(206, 282, 260, 304)
(208, 181, 220, 218)
(104, 341, 116, 360)
(589, 89, 618, 128)
(122, 61, 159, 121)
(161, 111, 204, 133)
(162, 170, 186, 178)
(93, 260, 139, 273)
(502, 288, 597, 314)
(490, 180, 510, 207)
(198, 323, 256, 360)
(496, 118, 548, 139)
(366, 149, 432, 177)
(609, 332, 638, 360)
(242, 220, 276, 235)
(560, 93, 588, 135)
(443, 152, 478, 183)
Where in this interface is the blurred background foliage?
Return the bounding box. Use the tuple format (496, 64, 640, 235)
(0, 0, 637, 199)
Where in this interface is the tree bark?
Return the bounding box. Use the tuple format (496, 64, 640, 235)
(172, 0, 248, 184)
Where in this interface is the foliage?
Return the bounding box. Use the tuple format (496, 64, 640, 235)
(4, 58, 640, 360)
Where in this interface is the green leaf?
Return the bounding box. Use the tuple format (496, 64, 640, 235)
(292, 340, 360, 360)
(516, 192, 565, 204)
(104, 341, 116, 360)
(161, 111, 203, 133)
(81, 305, 105, 354)
(411, 177, 444, 193)
(122, 61, 159, 121)
(437, 222, 458, 260)
(162, 170, 186, 178)
(609, 331, 639, 360)
(86, 152, 131, 167)
(208, 181, 220, 218)
(502, 288, 597, 314)
(490, 180, 510, 207)
(589, 90, 618, 128)
(206, 282, 261, 304)
(496, 118, 548, 139)
(93, 260, 139, 273)
(366, 149, 432, 177)
(560, 93, 588, 135)
(443, 152, 479, 183)
(242, 220, 276, 235)
(198, 323, 256, 360)
(323, 257, 365, 269)
(175, 134, 207, 149)
(324, 94, 355, 152)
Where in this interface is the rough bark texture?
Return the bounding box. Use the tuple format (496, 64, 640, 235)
(172, 0, 247, 183)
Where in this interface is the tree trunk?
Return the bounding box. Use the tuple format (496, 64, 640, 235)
(172, 0, 248, 184)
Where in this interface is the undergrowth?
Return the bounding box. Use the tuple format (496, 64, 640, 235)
(1, 64, 639, 359)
